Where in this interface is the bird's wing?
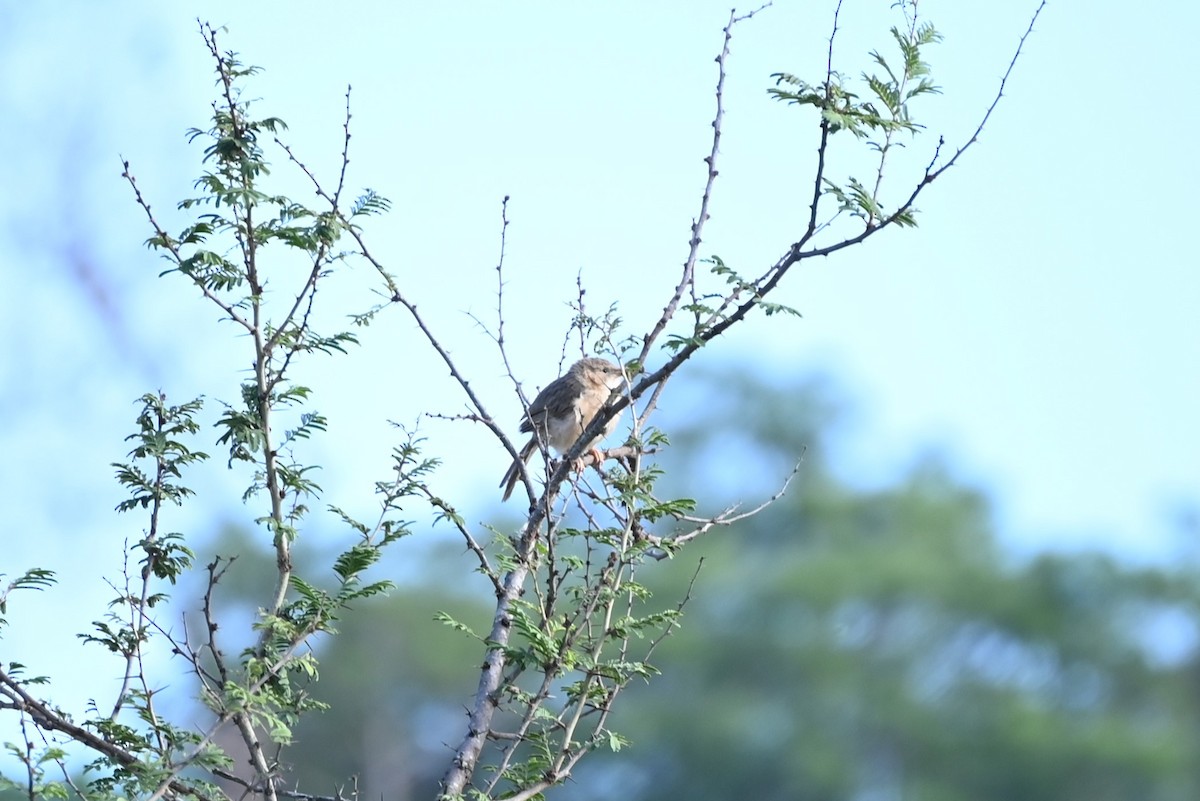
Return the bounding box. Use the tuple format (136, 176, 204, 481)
(520, 372, 582, 433)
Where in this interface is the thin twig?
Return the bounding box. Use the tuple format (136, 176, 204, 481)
(0, 668, 217, 801)
(637, 6, 747, 365)
(925, 0, 1045, 182)
(120, 162, 253, 332)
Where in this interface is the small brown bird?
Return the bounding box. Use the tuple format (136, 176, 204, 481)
(500, 357, 627, 501)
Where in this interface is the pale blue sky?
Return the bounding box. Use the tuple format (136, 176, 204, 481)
(2, 0, 1198, 714)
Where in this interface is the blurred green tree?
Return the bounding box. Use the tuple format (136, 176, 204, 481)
(209, 369, 1200, 801)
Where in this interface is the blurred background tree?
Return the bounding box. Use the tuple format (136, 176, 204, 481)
(192, 369, 1200, 801)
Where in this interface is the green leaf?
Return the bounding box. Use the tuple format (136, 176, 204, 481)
(434, 611, 480, 640)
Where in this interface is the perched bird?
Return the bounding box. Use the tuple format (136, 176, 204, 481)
(500, 357, 627, 501)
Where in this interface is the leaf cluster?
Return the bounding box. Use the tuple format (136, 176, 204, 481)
(770, 15, 942, 230)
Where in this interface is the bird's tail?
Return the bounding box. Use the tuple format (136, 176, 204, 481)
(499, 438, 539, 501)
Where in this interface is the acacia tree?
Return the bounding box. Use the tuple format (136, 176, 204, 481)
(0, 3, 1044, 800)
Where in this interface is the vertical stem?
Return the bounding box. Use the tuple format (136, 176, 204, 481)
(204, 26, 285, 801)
(441, 489, 560, 797)
(110, 397, 165, 723)
(440, 560, 532, 798)
(246, 205, 290, 619)
(241, 128, 284, 801)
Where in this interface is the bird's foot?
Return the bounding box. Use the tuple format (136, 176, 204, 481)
(569, 447, 606, 474)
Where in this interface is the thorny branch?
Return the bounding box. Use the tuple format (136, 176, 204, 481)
(571, 0, 1046, 471)
(120, 164, 253, 333)
(643, 6, 750, 352)
(441, 4, 1041, 789)
(442, 8, 779, 798)
(0, 667, 217, 801)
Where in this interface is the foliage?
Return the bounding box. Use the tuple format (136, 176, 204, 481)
(2, 21, 407, 801)
(198, 372, 1200, 801)
(0, 4, 1046, 801)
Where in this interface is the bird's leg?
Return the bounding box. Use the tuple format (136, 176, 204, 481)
(567, 448, 605, 475)
(577, 447, 608, 477)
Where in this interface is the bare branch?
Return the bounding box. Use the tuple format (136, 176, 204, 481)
(120, 161, 254, 332)
(638, 6, 755, 362)
(666, 455, 803, 550)
(801, 0, 842, 243)
(0, 667, 218, 801)
(421, 490, 503, 594)
(928, 1, 1045, 181)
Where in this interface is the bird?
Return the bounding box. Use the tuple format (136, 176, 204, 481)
(500, 357, 627, 501)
